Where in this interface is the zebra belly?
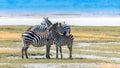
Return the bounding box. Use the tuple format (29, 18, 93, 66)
(60, 36, 73, 46)
(31, 44, 45, 47)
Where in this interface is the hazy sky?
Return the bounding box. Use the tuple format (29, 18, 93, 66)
(0, 0, 120, 14)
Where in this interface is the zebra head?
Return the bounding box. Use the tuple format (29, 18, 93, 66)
(62, 22, 71, 36)
(49, 23, 65, 35)
(43, 17, 52, 27)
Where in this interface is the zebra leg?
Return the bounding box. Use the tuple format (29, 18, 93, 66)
(22, 42, 26, 59)
(59, 45, 63, 59)
(46, 44, 51, 59)
(24, 43, 30, 59)
(22, 46, 25, 59)
(56, 45, 59, 58)
(67, 44, 72, 59)
(22, 46, 29, 59)
(25, 46, 29, 59)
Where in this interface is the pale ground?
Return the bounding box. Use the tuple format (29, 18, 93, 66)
(0, 15, 120, 26)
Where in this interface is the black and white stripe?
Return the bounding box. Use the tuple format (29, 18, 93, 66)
(63, 25, 71, 34)
(22, 17, 53, 59)
(48, 23, 73, 59)
(22, 17, 73, 59)
(22, 31, 51, 47)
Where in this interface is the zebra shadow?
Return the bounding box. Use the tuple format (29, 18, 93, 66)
(33, 57, 84, 60)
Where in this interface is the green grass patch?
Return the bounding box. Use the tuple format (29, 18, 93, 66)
(0, 58, 110, 63)
(0, 25, 30, 33)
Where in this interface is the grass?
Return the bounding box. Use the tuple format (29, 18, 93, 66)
(0, 26, 120, 67)
(0, 58, 109, 63)
(71, 26, 120, 42)
(71, 43, 120, 58)
(0, 25, 29, 41)
(0, 25, 29, 33)
(1, 25, 120, 42)
(78, 44, 120, 52)
(0, 58, 111, 68)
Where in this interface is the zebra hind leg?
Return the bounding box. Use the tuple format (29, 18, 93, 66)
(25, 45, 29, 59)
(22, 42, 30, 59)
(22, 46, 25, 59)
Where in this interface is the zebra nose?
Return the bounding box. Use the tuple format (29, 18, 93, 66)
(66, 33, 70, 36)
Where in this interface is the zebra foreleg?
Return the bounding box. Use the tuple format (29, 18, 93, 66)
(46, 44, 51, 59)
(59, 45, 63, 59)
(67, 44, 72, 59)
(56, 45, 59, 58)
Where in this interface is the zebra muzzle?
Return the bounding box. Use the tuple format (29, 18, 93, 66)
(66, 33, 70, 36)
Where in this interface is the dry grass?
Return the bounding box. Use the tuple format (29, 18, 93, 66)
(72, 32, 116, 39)
(0, 31, 21, 41)
(0, 48, 19, 54)
(72, 32, 118, 42)
(0, 31, 118, 42)
(0, 26, 120, 42)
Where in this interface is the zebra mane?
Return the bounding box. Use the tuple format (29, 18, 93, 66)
(26, 26, 33, 31)
(48, 23, 58, 31)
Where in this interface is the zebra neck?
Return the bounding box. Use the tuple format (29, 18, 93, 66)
(52, 31, 62, 41)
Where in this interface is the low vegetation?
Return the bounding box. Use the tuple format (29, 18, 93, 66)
(0, 25, 120, 68)
(1, 26, 120, 42)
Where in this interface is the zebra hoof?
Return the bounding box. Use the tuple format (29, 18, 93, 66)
(22, 57, 24, 59)
(69, 57, 72, 60)
(56, 55, 58, 59)
(26, 56, 28, 59)
(46, 56, 50, 59)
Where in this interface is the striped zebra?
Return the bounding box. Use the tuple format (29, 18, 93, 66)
(21, 22, 65, 59)
(22, 31, 53, 59)
(48, 23, 73, 59)
(22, 17, 53, 59)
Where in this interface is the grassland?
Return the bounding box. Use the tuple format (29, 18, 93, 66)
(1, 26, 120, 42)
(71, 26, 120, 42)
(0, 26, 120, 68)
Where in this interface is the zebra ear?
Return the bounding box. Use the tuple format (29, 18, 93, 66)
(59, 23, 62, 26)
(43, 17, 47, 20)
(48, 23, 58, 31)
(46, 17, 48, 20)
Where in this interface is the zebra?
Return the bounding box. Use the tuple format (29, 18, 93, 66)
(22, 17, 53, 59)
(21, 22, 65, 59)
(48, 23, 73, 59)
